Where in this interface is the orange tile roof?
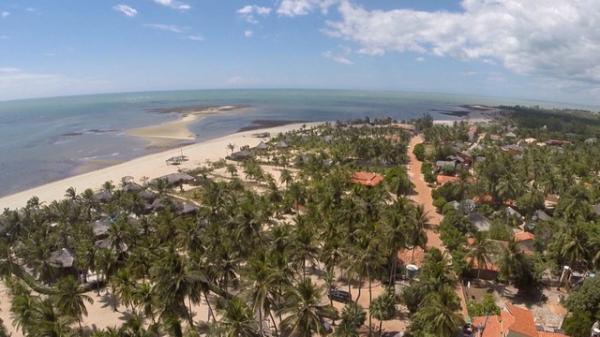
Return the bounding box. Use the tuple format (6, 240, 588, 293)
(397, 246, 425, 266)
(473, 304, 545, 337)
(466, 258, 500, 272)
(351, 172, 384, 187)
(539, 332, 570, 337)
(514, 231, 536, 242)
(436, 175, 459, 185)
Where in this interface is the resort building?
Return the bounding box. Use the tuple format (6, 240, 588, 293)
(351, 172, 384, 187)
(472, 304, 569, 337)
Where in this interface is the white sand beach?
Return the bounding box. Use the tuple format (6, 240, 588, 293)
(127, 105, 242, 147)
(0, 122, 315, 210)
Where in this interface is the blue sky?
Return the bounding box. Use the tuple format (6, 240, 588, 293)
(2, 0, 600, 105)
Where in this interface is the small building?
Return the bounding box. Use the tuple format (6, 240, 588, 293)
(584, 137, 597, 145)
(178, 202, 199, 215)
(544, 195, 560, 210)
(123, 182, 144, 193)
(532, 209, 552, 222)
(472, 304, 569, 337)
(229, 150, 253, 161)
(505, 131, 517, 138)
(468, 125, 478, 142)
(468, 212, 492, 232)
(514, 231, 536, 255)
(501, 144, 523, 155)
(546, 139, 571, 147)
(93, 190, 112, 203)
(397, 246, 426, 267)
(351, 172, 384, 187)
(506, 206, 523, 219)
(153, 172, 195, 186)
(436, 175, 459, 185)
(92, 219, 111, 238)
(48, 248, 75, 268)
(435, 160, 456, 172)
(592, 203, 600, 217)
(276, 140, 289, 149)
(255, 141, 268, 151)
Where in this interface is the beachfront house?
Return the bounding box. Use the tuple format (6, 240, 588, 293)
(152, 172, 195, 187)
(472, 303, 569, 337)
(255, 141, 268, 151)
(93, 190, 112, 203)
(48, 248, 75, 269)
(92, 218, 111, 238)
(468, 212, 492, 232)
(229, 149, 253, 161)
(351, 172, 384, 187)
(276, 140, 289, 149)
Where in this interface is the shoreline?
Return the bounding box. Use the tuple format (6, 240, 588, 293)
(0, 122, 321, 210)
(126, 105, 244, 147)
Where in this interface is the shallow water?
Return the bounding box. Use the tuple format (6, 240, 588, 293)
(0, 89, 534, 196)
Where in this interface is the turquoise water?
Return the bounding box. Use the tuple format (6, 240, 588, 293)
(0, 89, 537, 196)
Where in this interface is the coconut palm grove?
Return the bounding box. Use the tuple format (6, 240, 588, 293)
(0, 107, 599, 337)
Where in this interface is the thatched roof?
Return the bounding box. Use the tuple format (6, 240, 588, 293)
(48, 248, 74, 268)
(93, 191, 112, 203)
(230, 150, 253, 161)
(92, 219, 111, 237)
(468, 212, 491, 232)
(255, 141, 268, 150)
(123, 182, 144, 193)
(153, 172, 195, 186)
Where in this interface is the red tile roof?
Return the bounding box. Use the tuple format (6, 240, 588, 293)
(514, 231, 536, 242)
(397, 246, 425, 267)
(472, 304, 556, 337)
(351, 172, 384, 187)
(436, 175, 459, 185)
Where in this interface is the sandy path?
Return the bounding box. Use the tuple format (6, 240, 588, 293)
(406, 134, 469, 319)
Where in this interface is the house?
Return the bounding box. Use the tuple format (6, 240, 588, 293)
(532, 209, 552, 222)
(276, 140, 289, 149)
(229, 150, 253, 161)
(468, 212, 492, 232)
(255, 141, 268, 151)
(592, 203, 600, 216)
(501, 144, 523, 155)
(48, 248, 75, 268)
(351, 172, 384, 187)
(123, 182, 144, 193)
(544, 195, 560, 210)
(514, 231, 536, 255)
(178, 202, 199, 215)
(152, 172, 195, 186)
(468, 125, 478, 142)
(505, 131, 517, 138)
(397, 246, 426, 267)
(584, 138, 597, 145)
(546, 139, 571, 147)
(435, 160, 457, 172)
(93, 190, 112, 203)
(524, 137, 537, 144)
(472, 304, 569, 337)
(437, 175, 459, 185)
(92, 219, 111, 238)
(506, 207, 523, 220)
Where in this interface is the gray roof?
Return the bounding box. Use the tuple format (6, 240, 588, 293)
(468, 212, 491, 232)
(276, 140, 289, 149)
(92, 219, 111, 237)
(585, 138, 597, 145)
(178, 203, 199, 215)
(153, 172, 195, 186)
(230, 150, 253, 161)
(532, 209, 552, 222)
(95, 239, 128, 252)
(506, 207, 522, 219)
(593, 204, 600, 216)
(93, 191, 112, 203)
(123, 182, 144, 193)
(435, 161, 456, 169)
(138, 190, 157, 201)
(255, 141, 268, 150)
(447, 201, 461, 210)
(48, 248, 75, 268)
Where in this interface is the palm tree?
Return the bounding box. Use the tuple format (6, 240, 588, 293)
(10, 291, 38, 335)
(111, 268, 136, 312)
(408, 205, 428, 262)
(280, 169, 293, 187)
(65, 187, 77, 201)
(369, 290, 395, 337)
(245, 256, 281, 337)
(413, 287, 463, 337)
(335, 303, 366, 337)
(52, 276, 93, 329)
(132, 282, 157, 324)
(220, 297, 259, 337)
(227, 143, 235, 155)
(466, 233, 494, 279)
(279, 279, 337, 337)
(31, 298, 75, 337)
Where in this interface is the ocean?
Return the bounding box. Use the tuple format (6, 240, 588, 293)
(0, 89, 531, 197)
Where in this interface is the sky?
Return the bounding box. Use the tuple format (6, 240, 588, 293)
(2, 0, 600, 105)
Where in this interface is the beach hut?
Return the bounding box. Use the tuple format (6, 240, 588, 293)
(351, 172, 384, 187)
(592, 203, 600, 217)
(230, 150, 253, 161)
(48, 248, 75, 269)
(276, 140, 289, 149)
(532, 209, 552, 222)
(468, 212, 492, 232)
(123, 182, 144, 193)
(92, 219, 111, 237)
(178, 202, 199, 215)
(255, 141, 268, 151)
(153, 172, 195, 187)
(93, 190, 112, 203)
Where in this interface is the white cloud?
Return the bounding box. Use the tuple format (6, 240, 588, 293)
(144, 23, 185, 33)
(237, 5, 272, 24)
(1, 11, 10, 18)
(325, 0, 600, 86)
(244, 30, 254, 38)
(186, 35, 204, 41)
(113, 4, 138, 17)
(322, 47, 353, 65)
(153, 0, 190, 11)
(416, 57, 425, 62)
(277, 0, 337, 17)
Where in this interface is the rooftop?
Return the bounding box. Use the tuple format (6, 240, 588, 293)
(351, 172, 384, 187)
